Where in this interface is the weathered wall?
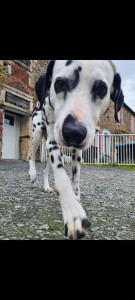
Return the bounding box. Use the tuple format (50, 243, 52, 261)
(0, 107, 4, 160)
(0, 60, 50, 161)
(99, 101, 135, 134)
(6, 62, 30, 94)
(30, 60, 49, 108)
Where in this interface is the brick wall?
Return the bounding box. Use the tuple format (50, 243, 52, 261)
(5, 61, 30, 94)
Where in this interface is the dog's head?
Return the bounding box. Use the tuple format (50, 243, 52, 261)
(36, 60, 124, 150)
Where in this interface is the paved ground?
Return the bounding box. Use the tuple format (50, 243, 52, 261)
(0, 161, 135, 240)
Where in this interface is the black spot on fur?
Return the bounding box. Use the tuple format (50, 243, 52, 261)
(72, 154, 76, 161)
(72, 166, 77, 178)
(41, 126, 46, 131)
(37, 122, 41, 126)
(32, 112, 38, 119)
(52, 145, 59, 151)
(57, 164, 64, 168)
(65, 223, 68, 237)
(49, 141, 57, 145)
(66, 60, 73, 66)
(33, 106, 39, 113)
(33, 124, 36, 128)
(77, 156, 81, 162)
(51, 155, 54, 164)
(58, 155, 62, 162)
(46, 116, 49, 125)
(92, 80, 108, 101)
(78, 66, 82, 72)
(42, 107, 45, 116)
(55, 69, 80, 96)
(67, 69, 80, 92)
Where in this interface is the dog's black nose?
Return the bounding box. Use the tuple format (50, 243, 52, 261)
(62, 114, 87, 147)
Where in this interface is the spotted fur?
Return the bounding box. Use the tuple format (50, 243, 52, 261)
(29, 60, 124, 240)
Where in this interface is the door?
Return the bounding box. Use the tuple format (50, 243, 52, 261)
(2, 113, 20, 159)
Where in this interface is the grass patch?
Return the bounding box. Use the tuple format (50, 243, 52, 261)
(0, 168, 13, 171)
(48, 224, 61, 231)
(85, 163, 135, 171)
(25, 178, 30, 181)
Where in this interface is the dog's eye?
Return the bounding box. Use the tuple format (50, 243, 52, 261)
(54, 78, 67, 94)
(92, 81, 108, 100)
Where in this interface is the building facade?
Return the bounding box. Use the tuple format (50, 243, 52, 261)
(0, 60, 49, 161)
(99, 100, 135, 135)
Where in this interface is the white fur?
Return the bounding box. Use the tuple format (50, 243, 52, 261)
(51, 60, 115, 150)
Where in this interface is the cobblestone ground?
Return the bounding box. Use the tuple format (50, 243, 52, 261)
(0, 161, 135, 240)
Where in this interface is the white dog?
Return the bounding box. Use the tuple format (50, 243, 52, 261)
(29, 60, 124, 239)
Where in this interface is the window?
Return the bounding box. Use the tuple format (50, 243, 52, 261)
(13, 60, 31, 70)
(4, 114, 14, 126)
(20, 60, 31, 67)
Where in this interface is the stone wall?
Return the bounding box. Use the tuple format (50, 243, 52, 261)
(0, 107, 4, 160)
(29, 60, 49, 160)
(30, 60, 49, 109)
(99, 101, 135, 134)
(20, 115, 32, 161)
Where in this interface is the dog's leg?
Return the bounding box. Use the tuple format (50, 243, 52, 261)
(29, 124, 43, 183)
(46, 139, 90, 239)
(72, 149, 82, 201)
(43, 157, 54, 193)
(44, 102, 90, 239)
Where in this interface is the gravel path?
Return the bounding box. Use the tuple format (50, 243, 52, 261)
(0, 161, 135, 240)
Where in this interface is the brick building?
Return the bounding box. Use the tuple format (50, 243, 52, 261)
(99, 100, 135, 135)
(0, 60, 49, 161)
(0, 60, 135, 162)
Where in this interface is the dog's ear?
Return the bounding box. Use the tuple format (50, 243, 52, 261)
(35, 60, 55, 109)
(111, 73, 124, 123)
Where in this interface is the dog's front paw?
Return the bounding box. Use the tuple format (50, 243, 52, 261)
(62, 196, 91, 240)
(44, 186, 54, 193)
(29, 169, 37, 183)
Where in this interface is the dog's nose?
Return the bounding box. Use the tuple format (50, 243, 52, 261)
(62, 114, 87, 147)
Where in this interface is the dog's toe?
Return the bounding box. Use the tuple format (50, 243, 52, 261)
(82, 219, 91, 230)
(45, 187, 54, 193)
(63, 204, 90, 240)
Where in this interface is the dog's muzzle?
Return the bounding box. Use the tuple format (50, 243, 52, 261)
(62, 114, 87, 148)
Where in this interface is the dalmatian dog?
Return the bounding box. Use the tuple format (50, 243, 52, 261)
(29, 60, 124, 239)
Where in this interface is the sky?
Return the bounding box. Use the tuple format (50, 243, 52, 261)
(113, 60, 135, 112)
